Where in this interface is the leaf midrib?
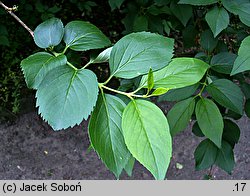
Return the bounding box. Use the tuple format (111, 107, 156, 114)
(132, 100, 159, 178)
(60, 69, 78, 119)
(208, 84, 240, 113)
(111, 45, 154, 77)
(34, 55, 61, 86)
(171, 98, 194, 132)
(101, 93, 120, 175)
(67, 32, 101, 47)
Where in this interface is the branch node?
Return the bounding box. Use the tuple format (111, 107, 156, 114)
(0, 1, 34, 38)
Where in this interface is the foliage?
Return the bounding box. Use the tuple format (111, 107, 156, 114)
(107, 0, 249, 178)
(1, 0, 250, 179)
(0, 0, 121, 119)
(19, 17, 208, 179)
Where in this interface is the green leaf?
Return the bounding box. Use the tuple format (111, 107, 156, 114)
(222, 0, 249, 14)
(215, 140, 235, 174)
(89, 93, 130, 178)
(36, 65, 98, 130)
(241, 83, 250, 99)
(170, 2, 193, 26)
(133, 15, 148, 32)
(34, 18, 64, 49)
(109, 32, 174, 79)
(195, 52, 209, 63)
(124, 156, 135, 177)
(122, 99, 172, 180)
(195, 98, 224, 148)
(200, 29, 218, 52)
(140, 58, 209, 89)
(162, 20, 171, 36)
(205, 6, 229, 37)
(108, 0, 125, 10)
(222, 119, 240, 148)
(245, 99, 250, 118)
(158, 84, 199, 102)
(153, 0, 171, 5)
(63, 21, 111, 51)
(237, 3, 250, 27)
(178, 0, 218, 6)
(231, 36, 250, 75)
(167, 98, 195, 136)
(91, 47, 112, 64)
(147, 68, 154, 92)
(151, 88, 169, 96)
(194, 139, 218, 170)
(206, 79, 244, 115)
(48, 5, 61, 13)
(148, 5, 171, 15)
(21, 52, 67, 89)
(210, 52, 237, 74)
(222, 0, 250, 26)
(192, 121, 205, 137)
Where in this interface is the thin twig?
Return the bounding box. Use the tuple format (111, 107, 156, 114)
(0, 1, 34, 38)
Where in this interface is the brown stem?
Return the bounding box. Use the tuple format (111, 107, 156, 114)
(0, 1, 34, 38)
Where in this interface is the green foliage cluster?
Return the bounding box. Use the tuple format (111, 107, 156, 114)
(0, 0, 119, 120)
(1, 0, 250, 179)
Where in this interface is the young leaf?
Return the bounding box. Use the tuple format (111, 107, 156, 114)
(109, 32, 174, 79)
(205, 6, 229, 37)
(178, 0, 218, 6)
(194, 139, 218, 170)
(89, 93, 130, 178)
(122, 99, 172, 180)
(147, 68, 154, 92)
(192, 122, 205, 137)
(36, 65, 98, 130)
(63, 21, 111, 51)
(91, 47, 112, 64)
(34, 18, 64, 49)
(21, 52, 67, 89)
(222, 119, 240, 148)
(167, 97, 195, 136)
(151, 88, 169, 96)
(140, 58, 209, 89)
(195, 98, 224, 148)
(215, 140, 235, 174)
(124, 156, 135, 177)
(158, 84, 199, 102)
(170, 2, 193, 26)
(200, 29, 218, 52)
(206, 79, 244, 115)
(245, 99, 250, 118)
(210, 52, 237, 74)
(231, 36, 250, 75)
